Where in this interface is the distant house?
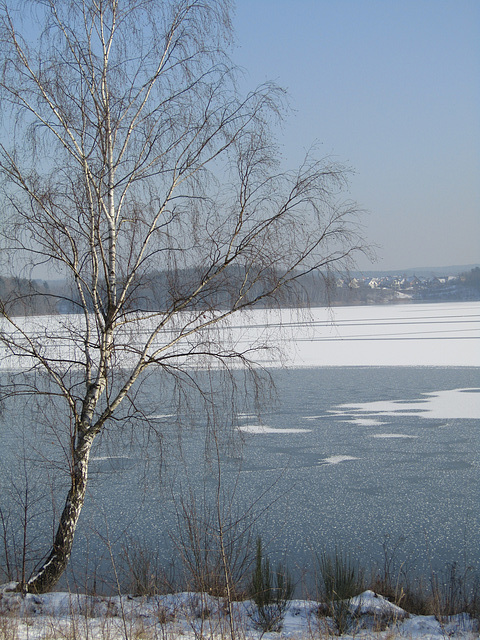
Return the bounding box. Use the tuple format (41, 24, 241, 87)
(405, 276, 421, 289)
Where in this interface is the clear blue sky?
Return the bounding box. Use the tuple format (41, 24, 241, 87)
(232, 0, 480, 272)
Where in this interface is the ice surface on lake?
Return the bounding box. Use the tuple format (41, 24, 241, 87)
(1, 303, 479, 584)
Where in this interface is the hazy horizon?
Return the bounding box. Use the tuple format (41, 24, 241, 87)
(4, 261, 480, 283)
(4, 261, 478, 283)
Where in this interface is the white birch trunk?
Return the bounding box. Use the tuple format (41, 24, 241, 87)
(25, 429, 94, 593)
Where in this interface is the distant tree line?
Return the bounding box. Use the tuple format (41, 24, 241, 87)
(1, 267, 479, 317)
(0, 276, 58, 315)
(460, 267, 480, 292)
(0, 268, 335, 316)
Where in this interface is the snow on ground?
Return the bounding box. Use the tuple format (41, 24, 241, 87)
(0, 586, 478, 640)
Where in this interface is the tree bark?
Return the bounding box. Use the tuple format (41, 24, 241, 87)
(24, 431, 93, 593)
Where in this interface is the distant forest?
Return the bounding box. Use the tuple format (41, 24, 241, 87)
(1, 266, 479, 317)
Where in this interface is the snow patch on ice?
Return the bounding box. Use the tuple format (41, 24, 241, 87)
(344, 417, 385, 426)
(370, 433, 418, 439)
(318, 455, 359, 465)
(331, 388, 480, 421)
(237, 425, 311, 434)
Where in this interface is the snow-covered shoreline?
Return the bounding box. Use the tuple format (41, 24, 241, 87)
(0, 586, 478, 640)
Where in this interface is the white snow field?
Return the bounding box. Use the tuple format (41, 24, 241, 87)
(232, 301, 480, 368)
(1, 301, 479, 369)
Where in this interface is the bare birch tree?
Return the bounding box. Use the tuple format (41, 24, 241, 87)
(0, 0, 365, 593)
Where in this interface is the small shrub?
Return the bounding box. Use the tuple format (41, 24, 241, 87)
(317, 548, 364, 635)
(431, 561, 476, 619)
(172, 487, 254, 601)
(0, 612, 20, 640)
(155, 603, 176, 625)
(249, 537, 293, 632)
(187, 594, 212, 621)
(119, 537, 173, 596)
(392, 580, 431, 616)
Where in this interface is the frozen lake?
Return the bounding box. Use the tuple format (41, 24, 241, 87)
(64, 365, 476, 582)
(0, 301, 479, 587)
